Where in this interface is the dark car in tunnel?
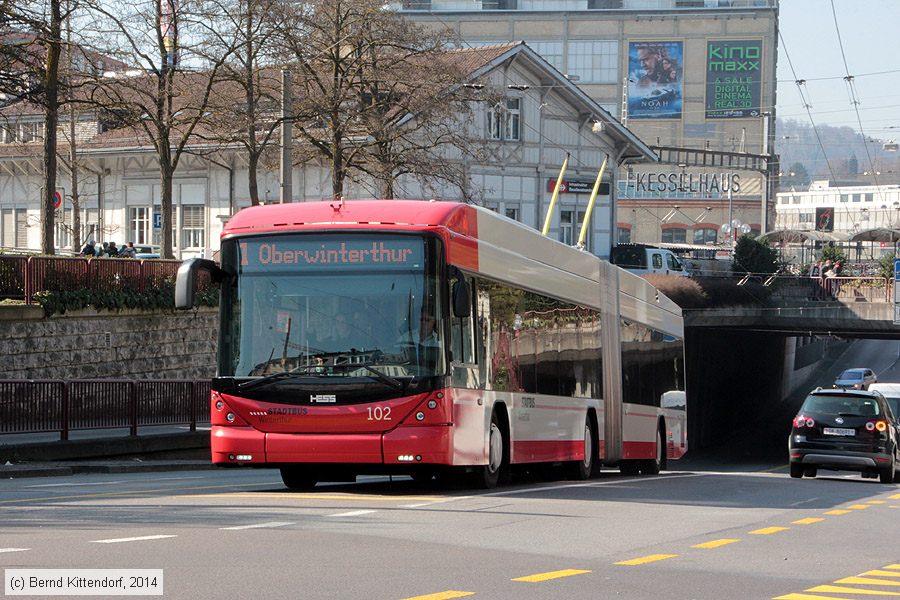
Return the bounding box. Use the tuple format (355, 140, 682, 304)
(789, 387, 900, 483)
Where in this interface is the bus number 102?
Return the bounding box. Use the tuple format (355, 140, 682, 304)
(367, 406, 392, 421)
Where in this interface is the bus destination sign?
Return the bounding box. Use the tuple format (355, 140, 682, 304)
(239, 236, 423, 271)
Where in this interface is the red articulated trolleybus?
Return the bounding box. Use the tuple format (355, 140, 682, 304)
(176, 200, 687, 489)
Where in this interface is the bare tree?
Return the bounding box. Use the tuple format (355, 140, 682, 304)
(198, 0, 284, 206)
(84, 0, 239, 258)
(274, 0, 475, 200)
(0, 0, 78, 253)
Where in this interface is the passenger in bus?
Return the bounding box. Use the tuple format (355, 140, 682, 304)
(328, 313, 356, 351)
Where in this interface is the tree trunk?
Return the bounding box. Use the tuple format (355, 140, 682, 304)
(41, 0, 62, 255)
(248, 153, 260, 206)
(160, 158, 174, 259)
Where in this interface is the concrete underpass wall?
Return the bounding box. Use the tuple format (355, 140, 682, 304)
(685, 330, 788, 451)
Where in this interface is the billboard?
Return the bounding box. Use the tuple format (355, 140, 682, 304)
(705, 40, 762, 118)
(627, 41, 683, 119)
(815, 207, 834, 232)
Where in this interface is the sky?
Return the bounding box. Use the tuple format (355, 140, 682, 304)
(776, 0, 900, 141)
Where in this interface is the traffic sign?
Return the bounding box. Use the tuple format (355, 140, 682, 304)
(153, 212, 161, 229)
(53, 191, 62, 210)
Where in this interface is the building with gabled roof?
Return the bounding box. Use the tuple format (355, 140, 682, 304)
(0, 42, 655, 259)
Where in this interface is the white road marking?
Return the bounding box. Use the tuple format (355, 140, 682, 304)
(328, 510, 377, 517)
(220, 521, 295, 530)
(0, 548, 30, 553)
(91, 535, 177, 544)
(403, 497, 472, 508)
(25, 481, 126, 488)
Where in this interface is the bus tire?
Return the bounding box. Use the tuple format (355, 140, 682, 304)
(474, 412, 505, 489)
(280, 466, 318, 490)
(640, 426, 665, 476)
(568, 415, 595, 480)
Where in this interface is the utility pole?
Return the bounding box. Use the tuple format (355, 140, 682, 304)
(280, 69, 292, 204)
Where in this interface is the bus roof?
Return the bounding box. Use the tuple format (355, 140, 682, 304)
(223, 200, 477, 237)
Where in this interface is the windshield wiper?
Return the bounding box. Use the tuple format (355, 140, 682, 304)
(237, 364, 323, 392)
(329, 362, 405, 391)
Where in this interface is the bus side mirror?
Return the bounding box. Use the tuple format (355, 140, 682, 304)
(452, 279, 471, 318)
(175, 258, 225, 310)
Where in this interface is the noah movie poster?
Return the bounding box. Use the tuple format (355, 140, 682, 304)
(627, 41, 683, 119)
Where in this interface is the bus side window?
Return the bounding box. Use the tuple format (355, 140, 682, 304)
(451, 275, 476, 365)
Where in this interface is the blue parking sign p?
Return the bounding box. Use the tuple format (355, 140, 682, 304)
(153, 212, 161, 229)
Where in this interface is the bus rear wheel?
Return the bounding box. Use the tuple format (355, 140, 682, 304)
(568, 416, 595, 480)
(280, 467, 318, 491)
(640, 426, 665, 475)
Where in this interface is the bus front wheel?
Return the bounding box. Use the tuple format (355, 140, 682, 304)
(474, 413, 505, 489)
(280, 466, 318, 491)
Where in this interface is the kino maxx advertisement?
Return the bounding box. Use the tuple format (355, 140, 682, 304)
(705, 40, 763, 118)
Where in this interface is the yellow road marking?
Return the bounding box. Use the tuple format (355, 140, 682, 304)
(512, 569, 591, 582)
(889, 494, 900, 499)
(824, 509, 852, 515)
(868, 500, 887, 505)
(886, 566, 900, 571)
(773, 593, 853, 600)
(615, 554, 678, 565)
(400, 592, 474, 600)
(809, 585, 900, 596)
(792, 518, 824, 525)
(749, 526, 789, 535)
(836, 577, 900, 587)
(692, 539, 739, 549)
(863, 571, 900, 578)
(848, 504, 872, 510)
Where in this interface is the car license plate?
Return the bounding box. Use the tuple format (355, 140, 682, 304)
(823, 427, 855, 436)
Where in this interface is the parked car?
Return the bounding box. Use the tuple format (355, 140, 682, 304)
(867, 383, 900, 418)
(789, 387, 899, 483)
(609, 244, 690, 277)
(833, 367, 877, 390)
(134, 245, 161, 259)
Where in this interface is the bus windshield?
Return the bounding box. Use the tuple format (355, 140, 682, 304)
(219, 233, 445, 381)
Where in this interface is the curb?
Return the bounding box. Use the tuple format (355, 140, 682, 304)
(0, 461, 215, 479)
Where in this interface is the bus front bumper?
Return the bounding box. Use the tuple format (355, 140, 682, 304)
(211, 425, 454, 466)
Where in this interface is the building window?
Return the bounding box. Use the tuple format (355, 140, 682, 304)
(566, 40, 617, 84)
(693, 228, 717, 244)
(526, 41, 564, 72)
(617, 226, 631, 243)
(661, 227, 687, 243)
(15, 208, 28, 248)
(129, 207, 149, 245)
(559, 209, 590, 249)
(181, 206, 205, 249)
(486, 98, 521, 142)
(505, 207, 519, 221)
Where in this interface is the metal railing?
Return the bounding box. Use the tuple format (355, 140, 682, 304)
(0, 379, 211, 440)
(0, 255, 181, 304)
(729, 274, 893, 304)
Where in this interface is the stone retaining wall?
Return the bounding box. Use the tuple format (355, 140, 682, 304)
(0, 306, 217, 380)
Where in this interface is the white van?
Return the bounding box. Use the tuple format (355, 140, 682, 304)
(610, 244, 690, 277)
(867, 382, 900, 417)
